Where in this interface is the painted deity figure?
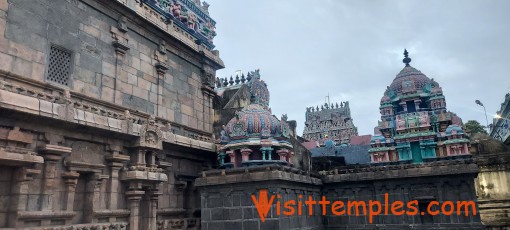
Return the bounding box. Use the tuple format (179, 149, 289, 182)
(172, 1, 188, 22)
(171, 2, 181, 18)
(397, 116, 406, 129)
(188, 13, 197, 30)
(419, 114, 427, 126)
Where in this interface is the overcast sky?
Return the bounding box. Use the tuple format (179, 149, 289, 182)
(208, 0, 510, 136)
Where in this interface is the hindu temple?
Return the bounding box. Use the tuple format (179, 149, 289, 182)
(369, 50, 471, 164)
(303, 101, 358, 146)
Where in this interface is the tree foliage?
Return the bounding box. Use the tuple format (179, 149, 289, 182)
(464, 120, 487, 134)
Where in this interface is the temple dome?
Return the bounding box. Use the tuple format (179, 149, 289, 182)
(224, 101, 286, 139)
(389, 65, 431, 94)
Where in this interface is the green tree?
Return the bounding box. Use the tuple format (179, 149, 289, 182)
(464, 120, 488, 134)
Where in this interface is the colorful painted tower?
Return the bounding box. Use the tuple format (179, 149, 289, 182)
(303, 101, 358, 146)
(217, 73, 294, 168)
(369, 50, 470, 164)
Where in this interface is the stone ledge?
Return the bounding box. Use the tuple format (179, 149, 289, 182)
(64, 160, 106, 173)
(93, 209, 131, 217)
(196, 165, 322, 187)
(157, 208, 187, 216)
(17, 211, 76, 220)
(0, 148, 44, 165)
(322, 161, 479, 183)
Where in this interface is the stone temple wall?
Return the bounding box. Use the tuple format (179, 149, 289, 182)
(1, 0, 223, 133)
(0, 0, 224, 229)
(321, 159, 483, 229)
(196, 165, 323, 230)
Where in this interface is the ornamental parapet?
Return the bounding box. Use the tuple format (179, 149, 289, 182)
(156, 218, 199, 230)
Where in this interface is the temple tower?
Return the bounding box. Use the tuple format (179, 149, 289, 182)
(303, 101, 358, 146)
(370, 50, 470, 163)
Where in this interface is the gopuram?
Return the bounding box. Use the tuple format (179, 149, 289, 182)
(369, 50, 469, 163)
(303, 101, 358, 146)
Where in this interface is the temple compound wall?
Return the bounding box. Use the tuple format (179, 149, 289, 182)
(196, 165, 323, 230)
(320, 159, 483, 229)
(0, 0, 223, 229)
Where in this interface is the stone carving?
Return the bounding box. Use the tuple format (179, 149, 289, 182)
(117, 15, 128, 32)
(138, 116, 163, 149)
(158, 39, 167, 54)
(188, 13, 197, 30)
(202, 1, 210, 12)
(230, 120, 247, 138)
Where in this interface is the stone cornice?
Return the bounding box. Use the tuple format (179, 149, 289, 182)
(196, 164, 322, 187)
(17, 211, 76, 220)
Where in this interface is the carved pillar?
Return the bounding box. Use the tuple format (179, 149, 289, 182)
(400, 102, 407, 112)
(266, 147, 273, 160)
(154, 50, 168, 118)
(85, 173, 108, 223)
(218, 152, 226, 165)
(131, 149, 147, 170)
(276, 149, 289, 162)
(414, 100, 421, 111)
(227, 150, 235, 167)
(39, 144, 71, 211)
(8, 167, 40, 228)
(463, 144, 469, 154)
(288, 152, 295, 165)
(106, 153, 130, 210)
(111, 17, 130, 104)
(446, 145, 451, 156)
(240, 148, 252, 162)
(61, 171, 79, 225)
(147, 189, 162, 230)
(62, 171, 80, 211)
(126, 190, 145, 230)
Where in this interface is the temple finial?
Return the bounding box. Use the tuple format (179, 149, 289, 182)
(403, 49, 411, 66)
